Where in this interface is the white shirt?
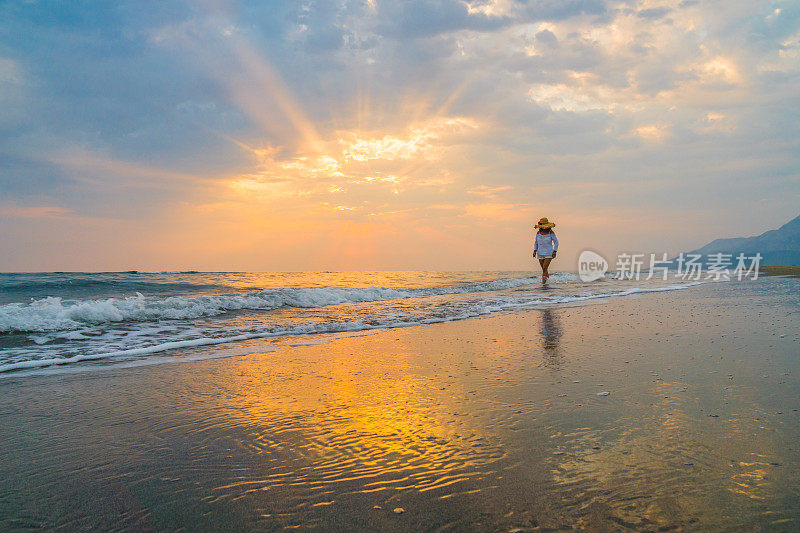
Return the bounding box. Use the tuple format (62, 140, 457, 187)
(534, 232, 559, 257)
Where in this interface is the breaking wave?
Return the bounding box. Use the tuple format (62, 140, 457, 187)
(0, 275, 576, 333)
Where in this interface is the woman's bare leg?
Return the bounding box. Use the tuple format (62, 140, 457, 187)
(541, 257, 553, 282)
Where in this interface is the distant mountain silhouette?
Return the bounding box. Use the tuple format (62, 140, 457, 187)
(678, 214, 800, 266)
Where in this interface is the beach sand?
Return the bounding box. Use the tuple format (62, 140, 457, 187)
(1, 278, 799, 531)
(761, 265, 800, 278)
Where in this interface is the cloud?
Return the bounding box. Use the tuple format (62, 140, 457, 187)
(527, 80, 615, 112)
(636, 7, 673, 20)
(374, 0, 511, 39)
(0, 57, 24, 85)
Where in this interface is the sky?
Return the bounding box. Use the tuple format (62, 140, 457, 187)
(1, 0, 799, 272)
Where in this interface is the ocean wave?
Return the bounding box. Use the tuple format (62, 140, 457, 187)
(127, 270, 201, 274)
(0, 278, 226, 293)
(0, 275, 577, 333)
(0, 280, 698, 373)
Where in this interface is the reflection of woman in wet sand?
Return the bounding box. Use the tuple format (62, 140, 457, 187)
(533, 217, 558, 284)
(539, 308, 563, 369)
(541, 308, 562, 349)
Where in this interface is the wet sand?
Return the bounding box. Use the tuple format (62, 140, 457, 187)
(1, 278, 799, 531)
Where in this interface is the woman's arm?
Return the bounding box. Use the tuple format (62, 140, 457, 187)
(552, 233, 559, 251)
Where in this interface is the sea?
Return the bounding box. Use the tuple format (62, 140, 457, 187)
(0, 271, 699, 375)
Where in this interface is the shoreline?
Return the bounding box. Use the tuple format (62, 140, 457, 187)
(0, 276, 700, 378)
(1, 278, 799, 530)
(761, 265, 800, 277)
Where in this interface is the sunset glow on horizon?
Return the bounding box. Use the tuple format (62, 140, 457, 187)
(1, 1, 798, 271)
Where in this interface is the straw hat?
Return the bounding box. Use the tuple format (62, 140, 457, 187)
(535, 217, 555, 229)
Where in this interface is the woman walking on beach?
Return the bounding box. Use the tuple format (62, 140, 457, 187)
(533, 217, 558, 284)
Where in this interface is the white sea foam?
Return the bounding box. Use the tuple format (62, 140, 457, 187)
(0, 275, 576, 333)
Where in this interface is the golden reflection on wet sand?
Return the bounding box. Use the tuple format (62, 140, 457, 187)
(198, 332, 509, 517)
